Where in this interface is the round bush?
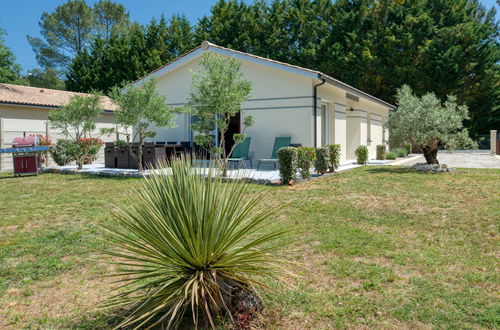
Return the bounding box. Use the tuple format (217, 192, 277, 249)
(395, 148, 408, 157)
(386, 151, 398, 160)
(50, 139, 78, 166)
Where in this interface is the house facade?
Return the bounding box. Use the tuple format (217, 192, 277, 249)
(134, 41, 395, 163)
(0, 83, 117, 171)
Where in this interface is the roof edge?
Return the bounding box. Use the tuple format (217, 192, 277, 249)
(318, 74, 396, 110)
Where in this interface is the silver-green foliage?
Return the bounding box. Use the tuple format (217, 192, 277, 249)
(102, 158, 285, 329)
(187, 53, 253, 174)
(388, 85, 476, 152)
(110, 78, 175, 171)
(48, 92, 102, 140)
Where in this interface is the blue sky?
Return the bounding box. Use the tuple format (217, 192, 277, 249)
(1, 0, 498, 73)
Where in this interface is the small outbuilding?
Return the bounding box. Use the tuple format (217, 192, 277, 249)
(133, 41, 395, 163)
(0, 83, 117, 171)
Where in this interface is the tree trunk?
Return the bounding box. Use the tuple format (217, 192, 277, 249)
(137, 139, 144, 172)
(421, 145, 439, 164)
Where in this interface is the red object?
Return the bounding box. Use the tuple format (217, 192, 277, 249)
(13, 155, 39, 175)
(12, 136, 39, 147)
(11, 136, 41, 176)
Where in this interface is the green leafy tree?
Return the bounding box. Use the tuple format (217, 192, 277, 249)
(110, 78, 175, 172)
(0, 28, 24, 84)
(387, 85, 476, 165)
(187, 52, 253, 176)
(28, 0, 129, 73)
(27, 0, 94, 71)
(48, 92, 103, 169)
(93, 0, 130, 40)
(25, 68, 65, 90)
(66, 16, 194, 93)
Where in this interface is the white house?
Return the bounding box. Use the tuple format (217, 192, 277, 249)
(133, 41, 395, 163)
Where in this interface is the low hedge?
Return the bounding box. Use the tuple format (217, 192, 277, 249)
(355, 145, 369, 165)
(386, 151, 398, 160)
(327, 144, 341, 172)
(376, 144, 387, 160)
(277, 147, 298, 185)
(394, 148, 408, 157)
(314, 147, 329, 174)
(297, 147, 316, 179)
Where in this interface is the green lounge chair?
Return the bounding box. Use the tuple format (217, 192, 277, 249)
(257, 136, 291, 170)
(228, 137, 251, 168)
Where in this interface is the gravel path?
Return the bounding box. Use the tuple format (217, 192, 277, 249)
(403, 151, 500, 169)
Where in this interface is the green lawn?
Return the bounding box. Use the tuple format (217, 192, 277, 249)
(0, 167, 499, 329)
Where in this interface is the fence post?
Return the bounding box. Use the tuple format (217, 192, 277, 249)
(491, 130, 497, 155)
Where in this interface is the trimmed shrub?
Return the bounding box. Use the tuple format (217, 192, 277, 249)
(355, 145, 369, 165)
(386, 151, 398, 160)
(314, 147, 329, 174)
(277, 147, 298, 185)
(404, 143, 413, 155)
(394, 148, 408, 157)
(376, 145, 387, 160)
(50, 139, 78, 166)
(297, 147, 316, 179)
(327, 144, 341, 172)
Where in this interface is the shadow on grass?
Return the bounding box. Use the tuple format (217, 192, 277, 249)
(364, 166, 430, 175)
(63, 308, 211, 330)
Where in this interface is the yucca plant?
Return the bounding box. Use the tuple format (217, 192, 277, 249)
(101, 157, 285, 329)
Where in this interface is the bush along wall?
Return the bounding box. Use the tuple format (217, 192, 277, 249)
(386, 151, 398, 160)
(277, 147, 298, 185)
(297, 147, 316, 179)
(355, 145, 369, 165)
(327, 144, 341, 172)
(376, 145, 387, 160)
(314, 147, 329, 174)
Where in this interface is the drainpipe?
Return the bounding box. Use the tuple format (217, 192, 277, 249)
(313, 76, 326, 148)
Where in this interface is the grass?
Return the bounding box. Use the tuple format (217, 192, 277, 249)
(0, 167, 499, 328)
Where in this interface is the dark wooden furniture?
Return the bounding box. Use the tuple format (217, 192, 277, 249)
(143, 142, 167, 168)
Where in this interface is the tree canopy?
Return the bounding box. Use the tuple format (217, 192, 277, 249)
(110, 78, 175, 172)
(61, 0, 499, 137)
(27, 0, 130, 72)
(0, 28, 25, 84)
(387, 85, 476, 164)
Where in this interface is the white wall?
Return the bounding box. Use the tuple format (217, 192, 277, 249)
(0, 104, 116, 171)
(153, 53, 314, 161)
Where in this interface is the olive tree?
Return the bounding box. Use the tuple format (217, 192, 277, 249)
(49, 92, 102, 140)
(187, 52, 253, 176)
(387, 85, 476, 164)
(48, 92, 103, 169)
(110, 78, 175, 172)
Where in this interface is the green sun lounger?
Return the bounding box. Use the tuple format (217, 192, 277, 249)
(257, 136, 291, 170)
(228, 137, 251, 168)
